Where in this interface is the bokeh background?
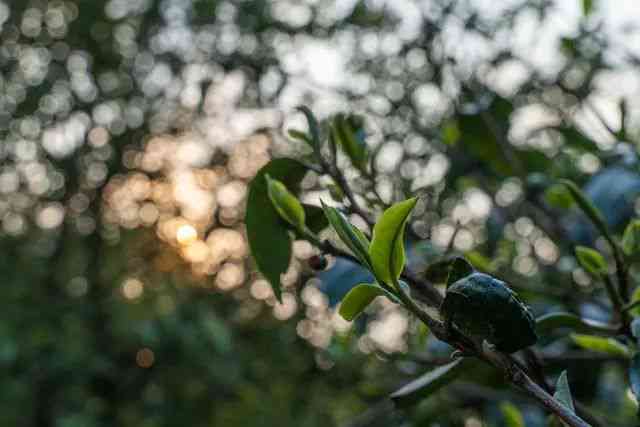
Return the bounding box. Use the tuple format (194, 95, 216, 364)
(3, 0, 640, 426)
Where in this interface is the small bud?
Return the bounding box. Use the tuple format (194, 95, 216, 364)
(308, 255, 328, 271)
(265, 174, 306, 230)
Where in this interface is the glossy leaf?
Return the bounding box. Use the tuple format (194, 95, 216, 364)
(500, 401, 525, 427)
(554, 371, 575, 413)
(536, 312, 618, 336)
(321, 201, 371, 268)
(266, 174, 306, 230)
(369, 198, 418, 286)
(339, 283, 388, 321)
(575, 246, 607, 276)
(390, 358, 469, 408)
(622, 220, 640, 257)
(571, 334, 632, 358)
(246, 159, 307, 302)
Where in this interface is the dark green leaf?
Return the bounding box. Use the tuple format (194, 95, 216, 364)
(303, 204, 328, 234)
(575, 246, 607, 276)
(390, 358, 469, 408)
(500, 401, 525, 427)
(424, 256, 474, 288)
(339, 283, 389, 321)
(571, 334, 631, 358)
(560, 179, 611, 240)
(536, 312, 618, 336)
(246, 159, 307, 302)
(369, 198, 418, 286)
(333, 113, 368, 172)
(296, 106, 321, 149)
(582, 0, 594, 16)
(554, 371, 575, 413)
(456, 96, 514, 175)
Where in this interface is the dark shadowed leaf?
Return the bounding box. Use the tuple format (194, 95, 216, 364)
(303, 204, 328, 234)
(390, 358, 469, 408)
(246, 158, 307, 302)
(424, 256, 474, 288)
(536, 312, 618, 336)
(560, 179, 611, 240)
(296, 106, 321, 150)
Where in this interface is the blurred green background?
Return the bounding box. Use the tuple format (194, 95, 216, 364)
(2, 0, 640, 425)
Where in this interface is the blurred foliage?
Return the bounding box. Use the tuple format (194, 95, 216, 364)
(3, 0, 640, 426)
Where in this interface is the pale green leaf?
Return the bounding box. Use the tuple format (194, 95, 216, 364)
(571, 334, 632, 358)
(266, 174, 306, 230)
(500, 401, 525, 427)
(339, 283, 389, 321)
(622, 220, 640, 257)
(575, 246, 607, 276)
(321, 201, 371, 269)
(369, 198, 418, 286)
(554, 371, 575, 413)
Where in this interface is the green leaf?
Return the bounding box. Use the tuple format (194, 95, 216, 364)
(303, 204, 328, 234)
(575, 246, 607, 276)
(338, 283, 388, 321)
(390, 358, 469, 408)
(456, 95, 515, 175)
(246, 159, 307, 302)
(582, 0, 594, 16)
(536, 312, 618, 336)
(321, 201, 371, 268)
(296, 106, 321, 149)
(423, 256, 474, 288)
(622, 220, 640, 257)
(560, 179, 611, 240)
(571, 334, 632, 358)
(369, 198, 418, 286)
(333, 113, 368, 172)
(630, 287, 640, 317)
(266, 174, 306, 230)
(629, 354, 640, 409)
(554, 371, 575, 413)
(500, 401, 525, 427)
(287, 129, 313, 148)
(544, 183, 574, 210)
